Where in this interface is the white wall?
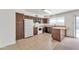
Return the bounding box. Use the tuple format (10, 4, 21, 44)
(0, 10, 16, 48)
(50, 10, 79, 37)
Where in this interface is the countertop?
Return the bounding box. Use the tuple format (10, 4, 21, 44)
(52, 26, 67, 30)
(34, 24, 67, 30)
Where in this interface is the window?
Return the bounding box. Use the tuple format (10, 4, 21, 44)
(75, 16, 79, 38)
(49, 17, 65, 25)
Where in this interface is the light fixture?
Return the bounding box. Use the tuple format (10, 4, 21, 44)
(43, 9, 52, 14)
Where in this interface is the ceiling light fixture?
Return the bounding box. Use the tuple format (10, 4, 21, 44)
(43, 9, 52, 14)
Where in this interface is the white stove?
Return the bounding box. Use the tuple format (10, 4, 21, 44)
(38, 26, 43, 34)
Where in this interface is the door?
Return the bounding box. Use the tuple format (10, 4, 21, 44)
(16, 13, 24, 40)
(24, 19, 33, 38)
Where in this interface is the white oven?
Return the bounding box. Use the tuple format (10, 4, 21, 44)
(38, 26, 43, 34)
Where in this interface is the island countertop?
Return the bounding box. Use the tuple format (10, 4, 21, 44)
(52, 26, 67, 30)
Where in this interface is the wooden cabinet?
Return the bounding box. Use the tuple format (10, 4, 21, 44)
(51, 29, 66, 42)
(16, 13, 24, 40)
(43, 18, 48, 23)
(33, 27, 38, 35)
(52, 29, 60, 41)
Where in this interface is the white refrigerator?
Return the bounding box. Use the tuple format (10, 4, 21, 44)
(24, 19, 33, 38)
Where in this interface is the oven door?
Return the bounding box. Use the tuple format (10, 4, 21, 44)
(38, 27, 43, 34)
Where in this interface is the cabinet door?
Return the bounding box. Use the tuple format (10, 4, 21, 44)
(33, 27, 38, 35)
(43, 18, 48, 23)
(16, 13, 24, 40)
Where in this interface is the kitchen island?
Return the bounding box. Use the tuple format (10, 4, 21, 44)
(51, 26, 67, 42)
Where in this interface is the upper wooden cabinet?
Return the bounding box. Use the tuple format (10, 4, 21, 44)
(24, 15, 49, 24)
(43, 18, 48, 23)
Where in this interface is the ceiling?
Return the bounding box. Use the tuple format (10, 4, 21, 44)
(25, 9, 75, 16)
(46, 9, 74, 15)
(25, 9, 48, 15)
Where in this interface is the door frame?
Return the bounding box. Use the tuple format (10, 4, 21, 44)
(74, 16, 76, 38)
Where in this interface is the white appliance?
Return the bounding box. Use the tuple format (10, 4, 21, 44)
(24, 19, 33, 38)
(38, 26, 43, 34)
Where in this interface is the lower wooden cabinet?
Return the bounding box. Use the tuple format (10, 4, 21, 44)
(33, 27, 38, 35)
(51, 29, 65, 42)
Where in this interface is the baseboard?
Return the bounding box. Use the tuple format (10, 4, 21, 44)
(66, 36, 75, 38)
(0, 41, 16, 48)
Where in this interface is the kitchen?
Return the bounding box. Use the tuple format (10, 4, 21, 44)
(0, 9, 78, 50)
(17, 12, 67, 42)
(16, 9, 69, 42)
